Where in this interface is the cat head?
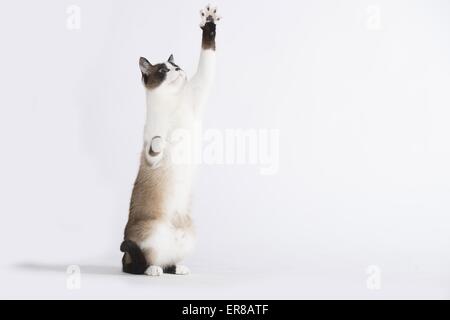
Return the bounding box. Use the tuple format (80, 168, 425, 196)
(139, 55, 187, 94)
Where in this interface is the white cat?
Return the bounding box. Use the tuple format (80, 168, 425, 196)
(120, 5, 221, 276)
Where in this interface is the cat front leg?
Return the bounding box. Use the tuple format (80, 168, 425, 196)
(189, 5, 221, 112)
(144, 135, 165, 168)
(199, 4, 221, 50)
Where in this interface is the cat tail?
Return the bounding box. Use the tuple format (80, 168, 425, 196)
(120, 240, 148, 275)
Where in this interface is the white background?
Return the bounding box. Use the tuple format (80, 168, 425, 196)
(0, 0, 449, 299)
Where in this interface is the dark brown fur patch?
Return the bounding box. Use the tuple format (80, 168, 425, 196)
(201, 21, 216, 50)
(163, 265, 176, 274)
(139, 58, 170, 89)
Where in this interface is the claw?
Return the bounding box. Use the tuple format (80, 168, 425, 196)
(200, 4, 221, 26)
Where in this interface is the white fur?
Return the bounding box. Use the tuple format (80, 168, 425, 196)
(139, 5, 220, 271)
(175, 265, 190, 275)
(199, 4, 221, 27)
(141, 220, 196, 267)
(145, 265, 163, 276)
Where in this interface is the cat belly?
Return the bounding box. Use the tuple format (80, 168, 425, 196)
(140, 219, 195, 266)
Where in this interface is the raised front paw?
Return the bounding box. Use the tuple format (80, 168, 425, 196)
(200, 4, 221, 27)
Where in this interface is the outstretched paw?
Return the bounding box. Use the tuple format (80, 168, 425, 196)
(200, 4, 221, 27)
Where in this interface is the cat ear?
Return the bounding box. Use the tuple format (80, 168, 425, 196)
(168, 54, 174, 63)
(139, 57, 153, 75)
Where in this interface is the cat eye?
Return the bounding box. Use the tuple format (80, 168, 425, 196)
(159, 67, 169, 73)
(169, 61, 181, 71)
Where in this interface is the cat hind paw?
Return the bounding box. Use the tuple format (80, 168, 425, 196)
(145, 265, 163, 276)
(175, 265, 190, 275)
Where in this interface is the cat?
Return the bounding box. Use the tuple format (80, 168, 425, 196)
(120, 5, 221, 276)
